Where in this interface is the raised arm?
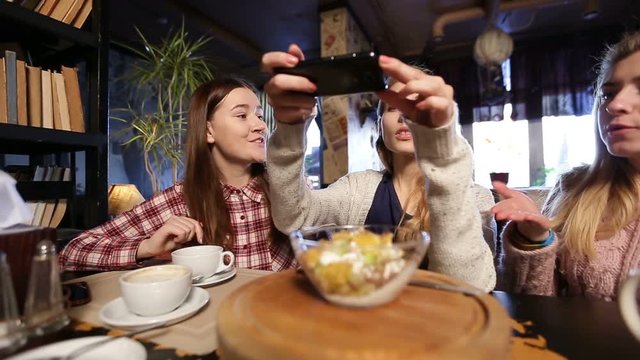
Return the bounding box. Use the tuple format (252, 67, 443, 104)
(267, 119, 381, 233)
(263, 44, 379, 232)
(377, 55, 496, 291)
(493, 181, 559, 295)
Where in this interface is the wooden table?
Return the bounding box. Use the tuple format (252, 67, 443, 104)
(7, 268, 270, 359)
(66, 268, 271, 355)
(217, 270, 511, 360)
(495, 291, 640, 359)
(8, 269, 640, 359)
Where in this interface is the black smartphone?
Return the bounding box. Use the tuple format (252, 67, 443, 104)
(274, 52, 386, 96)
(62, 281, 91, 307)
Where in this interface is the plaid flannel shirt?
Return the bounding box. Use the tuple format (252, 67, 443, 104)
(59, 178, 297, 272)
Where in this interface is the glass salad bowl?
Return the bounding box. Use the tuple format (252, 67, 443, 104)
(290, 225, 430, 308)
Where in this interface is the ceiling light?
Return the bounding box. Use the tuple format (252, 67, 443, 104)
(473, 25, 513, 68)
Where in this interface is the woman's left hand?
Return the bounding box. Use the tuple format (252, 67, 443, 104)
(491, 181, 552, 241)
(376, 55, 454, 128)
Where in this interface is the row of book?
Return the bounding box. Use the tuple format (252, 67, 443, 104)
(7, 0, 93, 29)
(6, 165, 71, 228)
(0, 50, 85, 132)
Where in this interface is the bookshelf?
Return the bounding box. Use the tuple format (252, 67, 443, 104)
(0, 0, 108, 229)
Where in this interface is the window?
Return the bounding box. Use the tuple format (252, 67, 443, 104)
(471, 115, 596, 188)
(541, 115, 595, 186)
(304, 119, 322, 189)
(472, 117, 530, 188)
(470, 57, 596, 188)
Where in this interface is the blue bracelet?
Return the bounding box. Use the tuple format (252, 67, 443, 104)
(539, 231, 554, 247)
(514, 227, 554, 248)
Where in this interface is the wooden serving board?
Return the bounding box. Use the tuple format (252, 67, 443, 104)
(217, 269, 511, 360)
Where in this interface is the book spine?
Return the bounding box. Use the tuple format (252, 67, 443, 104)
(0, 58, 7, 123)
(41, 70, 53, 129)
(71, 0, 91, 28)
(51, 71, 62, 130)
(5, 51, 18, 125)
(21, 0, 42, 10)
(26, 66, 42, 127)
(61, 66, 84, 132)
(52, 72, 70, 130)
(16, 60, 27, 126)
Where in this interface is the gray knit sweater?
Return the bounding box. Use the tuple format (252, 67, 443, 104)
(267, 114, 496, 292)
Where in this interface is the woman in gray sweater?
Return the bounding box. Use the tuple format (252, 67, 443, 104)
(262, 44, 496, 291)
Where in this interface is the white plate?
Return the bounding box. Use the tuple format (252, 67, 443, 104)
(99, 287, 209, 329)
(7, 336, 146, 360)
(194, 267, 237, 287)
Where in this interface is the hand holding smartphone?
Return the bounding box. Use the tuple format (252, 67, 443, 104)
(274, 52, 386, 96)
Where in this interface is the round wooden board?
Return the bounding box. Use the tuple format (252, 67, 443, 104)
(217, 270, 511, 360)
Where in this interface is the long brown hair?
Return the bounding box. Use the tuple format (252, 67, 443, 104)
(183, 77, 267, 247)
(544, 32, 640, 258)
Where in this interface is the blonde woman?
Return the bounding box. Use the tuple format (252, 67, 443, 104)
(493, 32, 640, 300)
(263, 44, 497, 292)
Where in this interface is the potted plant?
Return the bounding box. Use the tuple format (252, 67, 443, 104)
(113, 22, 214, 194)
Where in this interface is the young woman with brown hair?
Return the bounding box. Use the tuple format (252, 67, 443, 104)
(60, 77, 295, 271)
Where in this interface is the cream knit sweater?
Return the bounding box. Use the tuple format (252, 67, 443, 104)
(267, 113, 496, 292)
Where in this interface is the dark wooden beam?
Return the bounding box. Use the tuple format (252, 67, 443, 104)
(166, 0, 262, 61)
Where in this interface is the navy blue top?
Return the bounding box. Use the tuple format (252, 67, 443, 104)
(365, 173, 426, 268)
(365, 172, 412, 226)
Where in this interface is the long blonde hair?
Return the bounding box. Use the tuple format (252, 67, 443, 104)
(544, 32, 640, 258)
(376, 78, 430, 234)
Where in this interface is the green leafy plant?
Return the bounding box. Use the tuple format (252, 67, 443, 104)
(114, 21, 214, 194)
(532, 167, 555, 186)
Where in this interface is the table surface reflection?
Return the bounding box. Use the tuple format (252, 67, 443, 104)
(494, 291, 640, 359)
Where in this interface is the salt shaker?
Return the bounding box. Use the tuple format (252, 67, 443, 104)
(23, 239, 69, 336)
(0, 251, 26, 355)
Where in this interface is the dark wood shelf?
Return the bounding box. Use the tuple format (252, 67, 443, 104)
(0, 0, 108, 229)
(16, 181, 75, 200)
(0, 2, 97, 49)
(0, 124, 104, 153)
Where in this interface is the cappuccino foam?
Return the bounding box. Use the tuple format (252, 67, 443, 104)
(125, 268, 187, 283)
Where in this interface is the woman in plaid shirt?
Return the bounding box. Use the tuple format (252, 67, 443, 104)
(59, 78, 296, 272)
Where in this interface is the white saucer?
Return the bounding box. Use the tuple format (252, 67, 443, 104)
(99, 287, 209, 329)
(7, 336, 145, 360)
(194, 267, 237, 287)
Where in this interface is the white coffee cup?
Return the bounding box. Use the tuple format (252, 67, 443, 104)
(619, 269, 640, 342)
(119, 264, 192, 317)
(171, 245, 235, 279)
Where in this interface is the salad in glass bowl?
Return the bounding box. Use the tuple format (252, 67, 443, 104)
(290, 225, 430, 307)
